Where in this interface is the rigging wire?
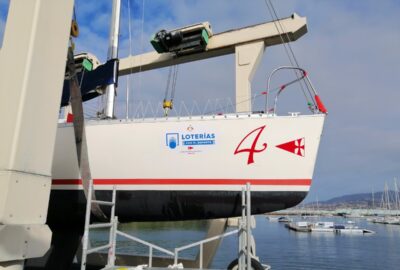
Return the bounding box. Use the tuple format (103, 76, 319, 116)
(264, 1, 307, 90)
(263, 0, 316, 108)
(126, 0, 133, 120)
(269, 2, 315, 103)
(137, 0, 146, 99)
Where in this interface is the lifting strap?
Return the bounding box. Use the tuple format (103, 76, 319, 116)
(61, 59, 119, 107)
(66, 44, 107, 221)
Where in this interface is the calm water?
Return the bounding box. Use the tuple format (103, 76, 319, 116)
(92, 216, 400, 269)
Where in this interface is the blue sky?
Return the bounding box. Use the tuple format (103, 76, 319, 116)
(1, 0, 399, 201)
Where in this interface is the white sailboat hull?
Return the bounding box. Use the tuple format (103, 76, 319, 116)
(49, 113, 325, 222)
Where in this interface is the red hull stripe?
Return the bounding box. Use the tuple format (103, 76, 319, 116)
(52, 179, 312, 186)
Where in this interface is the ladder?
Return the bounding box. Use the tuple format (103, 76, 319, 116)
(81, 180, 117, 270)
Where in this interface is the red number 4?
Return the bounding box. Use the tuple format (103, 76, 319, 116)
(234, 125, 268, 165)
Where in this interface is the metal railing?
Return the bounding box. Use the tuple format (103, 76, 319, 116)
(265, 66, 324, 115)
(173, 228, 239, 269)
(80, 96, 271, 121)
(115, 222, 175, 268)
(94, 184, 255, 270)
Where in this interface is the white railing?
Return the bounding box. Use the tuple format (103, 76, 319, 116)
(101, 184, 256, 270)
(115, 223, 175, 268)
(79, 96, 269, 121)
(173, 229, 239, 269)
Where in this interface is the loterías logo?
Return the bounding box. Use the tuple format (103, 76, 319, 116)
(234, 125, 267, 165)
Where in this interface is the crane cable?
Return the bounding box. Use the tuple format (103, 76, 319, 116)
(163, 64, 179, 116)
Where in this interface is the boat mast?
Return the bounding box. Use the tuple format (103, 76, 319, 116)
(103, 0, 121, 118)
(384, 182, 391, 210)
(372, 188, 375, 210)
(394, 177, 400, 211)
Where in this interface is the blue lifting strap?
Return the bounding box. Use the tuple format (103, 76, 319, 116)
(61, 58, 119, 107)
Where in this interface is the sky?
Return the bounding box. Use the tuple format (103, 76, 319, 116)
(1, 0, 399, 201)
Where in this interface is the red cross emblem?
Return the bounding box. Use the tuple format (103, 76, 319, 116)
(276, 138, 305, 157)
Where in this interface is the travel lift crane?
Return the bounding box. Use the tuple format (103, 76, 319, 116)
(0, 1, 74, 270)
(83, 10, 309, 270)
(82, 11, 307, 270)
(0, 0, 308, 269)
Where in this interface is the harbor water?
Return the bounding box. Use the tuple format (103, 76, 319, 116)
(92, 216, 400, 270)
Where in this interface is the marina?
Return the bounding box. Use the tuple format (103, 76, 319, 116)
(85, 215, 400, 270)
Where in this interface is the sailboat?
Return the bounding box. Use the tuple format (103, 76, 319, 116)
(48, 2, 327, 227)
(370, 179, 400, 225)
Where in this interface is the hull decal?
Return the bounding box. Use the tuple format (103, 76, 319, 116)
(234, 125, 268, 165)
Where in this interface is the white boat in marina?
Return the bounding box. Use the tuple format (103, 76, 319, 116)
(277, 216, 294, 223)
(371, 216, 400, 225)
(311, 221, 335, 232)
(333, 224, 374, 234)
(334, 225, 363, 234)
(266, 216, 280, 222)
(334, 221, 375, 234)
(383, 217, 400, 224)
(306, 221, 375, 234)
(286, 221, 311, 232)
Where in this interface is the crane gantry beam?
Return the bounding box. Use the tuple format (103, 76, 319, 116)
(118, 14, 306, 75)
(118, 13, 307, 112)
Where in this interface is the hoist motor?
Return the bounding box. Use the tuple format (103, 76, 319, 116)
(151, 22, 213, 55)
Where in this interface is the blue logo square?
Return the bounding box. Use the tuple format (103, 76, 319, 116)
(166, 133, 179, 149)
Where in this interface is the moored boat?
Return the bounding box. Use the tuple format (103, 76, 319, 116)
(311, 221, 335, 232)
(286, 221, 311, 232)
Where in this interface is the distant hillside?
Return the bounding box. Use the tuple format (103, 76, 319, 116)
(307, 191, 399, 208)
(323, 192, 375, 204)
